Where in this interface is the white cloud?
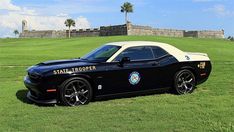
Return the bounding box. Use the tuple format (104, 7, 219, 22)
(0, 0, 20, 11)
(76, 16, 91, 29)
(0, 0, 91, 38)
(57, 13, 68, 17)
(205, 4, 234, 17)
(20, 7, 37, 15)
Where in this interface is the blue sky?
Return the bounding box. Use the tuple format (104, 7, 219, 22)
(0, 0, 233, 37)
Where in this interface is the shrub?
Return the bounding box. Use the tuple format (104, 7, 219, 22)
(227, 36, 234, 41)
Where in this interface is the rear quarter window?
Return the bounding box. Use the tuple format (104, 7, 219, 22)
(151, 46, 168, 58)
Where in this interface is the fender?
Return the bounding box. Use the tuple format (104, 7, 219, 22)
(178, 65, 198, 81)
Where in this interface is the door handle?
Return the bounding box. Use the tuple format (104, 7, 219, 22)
(152, 62, 159, 66)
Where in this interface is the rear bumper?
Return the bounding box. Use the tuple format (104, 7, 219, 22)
(24, 76, 57, 104)
(196, 61, 212, 85)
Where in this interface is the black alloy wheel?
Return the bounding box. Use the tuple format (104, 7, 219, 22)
(174, 69, 196, 94)
(60, 77, 92, 106)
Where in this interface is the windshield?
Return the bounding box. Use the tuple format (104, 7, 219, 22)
(81, 45, 121, 62)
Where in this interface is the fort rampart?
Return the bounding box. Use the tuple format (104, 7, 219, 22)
(20, 23, 224, 39)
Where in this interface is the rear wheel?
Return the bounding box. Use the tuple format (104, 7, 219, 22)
(174, 69, 196, 94)
(60, 77, 93, 106)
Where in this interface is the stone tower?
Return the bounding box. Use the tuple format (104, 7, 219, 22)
(22, 20, 28, 32)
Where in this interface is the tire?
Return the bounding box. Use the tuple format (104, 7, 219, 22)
(174, 69, 196, 95)
(59, 77, 93, 106)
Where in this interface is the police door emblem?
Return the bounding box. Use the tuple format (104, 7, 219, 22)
(129, 71, 141, 85)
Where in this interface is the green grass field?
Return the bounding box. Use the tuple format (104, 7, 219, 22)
(0, 36, 233, 131)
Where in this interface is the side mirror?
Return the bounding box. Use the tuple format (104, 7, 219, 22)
(118, 57, 130, 66)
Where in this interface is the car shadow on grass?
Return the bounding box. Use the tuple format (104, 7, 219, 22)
(16, 89, 172, 107)
(16, 89, 32, 104)
(16, 89, 55, 107)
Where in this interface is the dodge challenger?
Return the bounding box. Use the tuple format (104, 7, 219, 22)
(24, 41, 212, 106)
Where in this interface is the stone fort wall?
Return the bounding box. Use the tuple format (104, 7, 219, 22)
(70, 28, 100, 37)
(69, 24, 128, 37)
(20, 30, 66, 38)
(127, 24, 184, 37)
(20, 23, 224, 39)
(197, 30, 224, 38)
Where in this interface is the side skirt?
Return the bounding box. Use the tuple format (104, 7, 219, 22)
(94, 87, 171, 100)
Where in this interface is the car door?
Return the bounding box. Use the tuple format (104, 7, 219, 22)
(149, 46, 179, 89)
(100, 46, 159, 95)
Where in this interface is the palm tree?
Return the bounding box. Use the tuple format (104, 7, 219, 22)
(13, 30, 19, 37)
(65, 19, 75, 38)
(121, 2, 133, 24)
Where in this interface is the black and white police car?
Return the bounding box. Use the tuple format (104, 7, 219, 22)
(24, 41, 212, 106)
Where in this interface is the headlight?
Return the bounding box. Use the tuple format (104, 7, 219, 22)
(28, 72, 42, 80)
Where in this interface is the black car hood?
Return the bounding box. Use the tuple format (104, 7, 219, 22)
(28, 59, 97, 75)
(39, 59, 80, 65)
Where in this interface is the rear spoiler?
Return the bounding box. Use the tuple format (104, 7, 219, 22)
(185, 52, 208, 57)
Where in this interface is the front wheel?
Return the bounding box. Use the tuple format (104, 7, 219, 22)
(59, 77, 93, 106)
(174, 69, 196, 94)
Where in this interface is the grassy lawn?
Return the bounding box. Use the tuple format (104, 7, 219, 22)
(0, 36, 233, 131)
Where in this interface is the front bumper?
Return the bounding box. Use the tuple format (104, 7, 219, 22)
(24, 76, 57, 104)
(27, 91, 57, 104)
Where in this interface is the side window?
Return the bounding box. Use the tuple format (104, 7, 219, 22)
(114, 46, 154, 61)
(151, 46, 168, 58)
